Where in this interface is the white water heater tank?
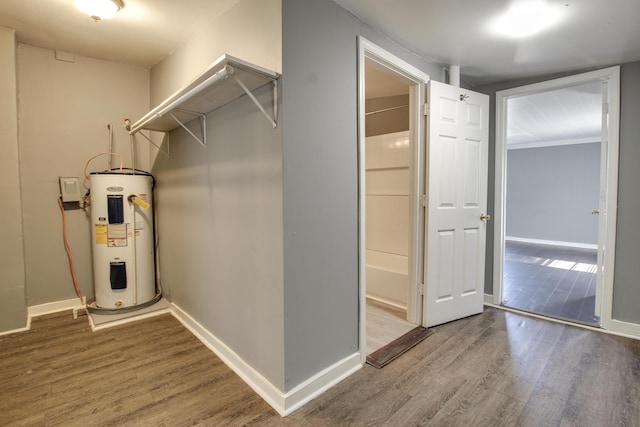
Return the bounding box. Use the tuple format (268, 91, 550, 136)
(90, 172, 156, 309)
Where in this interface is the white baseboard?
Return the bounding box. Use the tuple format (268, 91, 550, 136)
(28, 297, 85, 317)
(609, 319, 640, 340)
(487, 303, 640, 341)
(366, 294, 408, 311)
(484, 294, 494, 305)
(0, 323, 30, 336)
(281, 352, 361, 416)
(0, 298, 86, 336)
(505, 236, 597, 250)
(170, 303, 362, 416)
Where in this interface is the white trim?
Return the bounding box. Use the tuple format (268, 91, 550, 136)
(170, 303, 361, 417)
(609, 319, 640, 339)
(493, 66, 620, 321)
(357, 36, 430, 364)
(0, 322, 30, 336)
(505, 236, 597, 250)
(27, 297, 84, 317)
(88, 306, 171, 331)
(484, 294, 494, 305)
(281, 352, 361, 416)
(507, 137, 600, 150)
(0, 298, 85, 336)
(485, 302, 639, 340)
(366, 294, 408, 311)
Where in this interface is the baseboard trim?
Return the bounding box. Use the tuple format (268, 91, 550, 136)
(170, 303, 362, 416)
(0, 323, 30, 336)
(281, 352, 361, 416)
(366, 294, 408, 311)
(28, 298, 85, 318)
(609, 319, 640, 339)
(505, 236, 597, 250)
(486, 302, 640, 340)
(169, 303, 286, 414)
(484, 294, 494, 305)
(0, 298, 86, 336)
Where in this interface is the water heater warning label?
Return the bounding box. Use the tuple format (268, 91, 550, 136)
(107, 223, 128, 247)
(95, 224, 107, 245)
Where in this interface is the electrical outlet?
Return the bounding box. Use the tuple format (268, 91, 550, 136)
(59, 177, 82, 202)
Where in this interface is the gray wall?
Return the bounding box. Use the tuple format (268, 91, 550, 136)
(151, 85, 285, 389)
(476, 61, 640, 324)
(281, 0, 443, 390)
(17, 45, 150, 308)
(0, 27, 26, 331)
(506, 143, 600, 245)
(612, 61, 640, 324)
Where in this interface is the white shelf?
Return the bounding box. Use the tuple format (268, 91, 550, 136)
(127, 54, 279, 146)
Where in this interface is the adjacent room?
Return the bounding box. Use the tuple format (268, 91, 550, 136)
(502, 81, 603, 326)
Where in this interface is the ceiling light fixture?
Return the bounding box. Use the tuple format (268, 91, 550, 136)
(490, 1, 566, 38)
(75, 0, 125, 22)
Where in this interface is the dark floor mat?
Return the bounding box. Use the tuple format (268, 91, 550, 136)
(366, 326, 434, 369)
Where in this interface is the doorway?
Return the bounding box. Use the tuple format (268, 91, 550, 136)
(364, 62, 415, 353)
(357, 38, 430, 361)
(493, 67, 621, 329)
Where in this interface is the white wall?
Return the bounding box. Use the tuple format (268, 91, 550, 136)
(17, 44, 150, 307)
(0, 27, 26, 331)
(150, 0, 281, 105)
(366, 131, 410, 307)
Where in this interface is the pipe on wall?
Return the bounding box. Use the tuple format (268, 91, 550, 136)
(449, 65, 460, 87)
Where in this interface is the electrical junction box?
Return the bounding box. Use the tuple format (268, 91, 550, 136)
(59, 177, 82, 202)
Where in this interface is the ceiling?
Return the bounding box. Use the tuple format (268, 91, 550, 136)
(507, 81, 602, 147)
(0, 1, 638, 83)
(335, 0, 640, 87)
(0, 0, 241, 68)
(0, 0, 629, 147)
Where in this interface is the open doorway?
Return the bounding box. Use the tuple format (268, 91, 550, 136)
(357, 38, 430, 361)
(502, 81, 602, 325)
(493, 67, 620, 330)
(363, 60, 415, 354)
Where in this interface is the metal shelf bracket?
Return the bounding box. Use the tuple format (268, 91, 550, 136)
(233, 74, 279, 129)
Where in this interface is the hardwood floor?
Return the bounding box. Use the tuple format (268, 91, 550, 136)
(1, 307, 639, 426)
(504, 240, 599, 325)
(366, 299, 415, 354)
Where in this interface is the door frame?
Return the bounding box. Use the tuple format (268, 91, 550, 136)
(357, 37, 430, 362)
(492, 66, 620, 330)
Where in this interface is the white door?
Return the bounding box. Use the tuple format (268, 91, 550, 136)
(594, 80, 610, 319)
(424, 81, 489, 327)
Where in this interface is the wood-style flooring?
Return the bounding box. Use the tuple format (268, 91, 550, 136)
(366, 298, 415, 354)
(1, 307, 639, 426)
(503, 240, 599, 325)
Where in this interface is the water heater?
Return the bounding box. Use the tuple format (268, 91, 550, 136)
(90, 171, 157, 310)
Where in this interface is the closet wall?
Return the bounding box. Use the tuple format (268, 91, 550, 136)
(149, 0, 285, 391)
(365, 94, 410, 308)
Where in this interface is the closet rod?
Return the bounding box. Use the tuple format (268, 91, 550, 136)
(128, 65, 234, 134)
(365, 104, 409, 116)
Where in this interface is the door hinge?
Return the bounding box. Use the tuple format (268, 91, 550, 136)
(419, 194, 427, 207)
(422, 103, 430, 116)
(603, 102, 609, 114)
(417, 283, 424, 295)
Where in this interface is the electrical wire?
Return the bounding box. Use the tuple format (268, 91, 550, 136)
(58, 196, 84, 300)
(84, 152, 124, 181)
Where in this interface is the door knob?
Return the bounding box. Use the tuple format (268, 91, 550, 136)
(480, 213, 491, 221)
(591, 209, 600, 215)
